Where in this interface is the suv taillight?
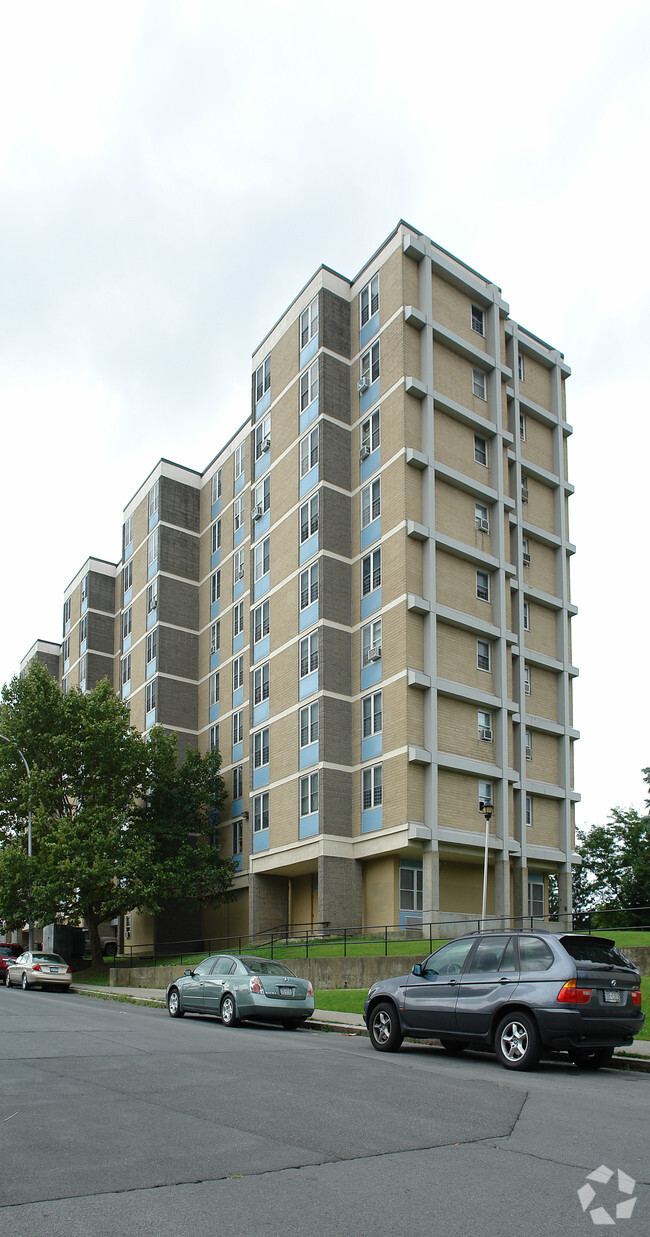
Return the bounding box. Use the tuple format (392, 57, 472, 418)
(557, 979, 592, 1005)
(631, 989, 642, 1006)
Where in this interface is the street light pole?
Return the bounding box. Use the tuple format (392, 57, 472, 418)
(478, 798, 493, 930)
(0, 733, 34, 951)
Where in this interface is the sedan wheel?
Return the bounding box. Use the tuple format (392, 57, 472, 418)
(221, 994, 239, 1026)
(495, 1012, 540, 1071)
(21, 973, 30, 991)
(368, 1001, 404, 1053)
(167, 988, 184, 1018)
(6, 973, 12, 988)
(568, 1047, 614, 1070)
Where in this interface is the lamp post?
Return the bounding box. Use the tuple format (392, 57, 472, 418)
(478, 798, 493, 930)
(0, 733, 34, 951)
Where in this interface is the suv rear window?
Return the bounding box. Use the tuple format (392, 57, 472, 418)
(559, 936, 635, 969)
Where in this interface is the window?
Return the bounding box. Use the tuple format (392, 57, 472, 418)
(300, 563, 319, 609)
(526, 886, 545, 923)
(472, 368, 487, 400)
(122, 607, 132, 641)
(478, 709, 493, 741)
(362, 548, 381, 596)
(80, 615, 88, 644)
(211, 570, 221, 604)
(253, 600, 270, 643)
(61, 676, 68, 695)
(233, 600, 244, 637)
(122, 562, 132, 595)
(210, 672, 219, 706)
(525, 730, 533, 760)
(360, 273, 379, 326)
(476, 570, 490, 602)
(474, 434, 488, 466)
(475, 502, 490, 532)
(471, 304, 485, 336)
(362, 618, 382, 665)
(361, 479, 381, 528)
(300, 631, 319, 677)
(211, 468, 222, 505)
(522, 537, 531, 567)
(146, 630, 156, 665)
(210, 724, 219, 751)
(521, 474, 529, 502)
(80, 574, 88, 603)
(253, 662, 270, 705)
(234, 442, 245, 480)
(300, 772, 319, 816)
(253, 475, 270, 516)
(232, 820, 243, 855)
(519, 411, 526, 440)
(518, 354, 525, 382)
(300, 295, 319, 346)
(300, 494, 319, 542)
(253, 791, 270, 832)
(253, 727, 269, 769)
(523, 600, 530, 631)
(63, 598, 71, 631)
(300, 361, 318, 412)
(147, 583, 157, 614)
(300, 427, 319, 477)
(254, 537, 270, 581)
(233, 655, 244, 692)
(524, 664, 531, 696)
(212, 519, 221, 553)
(210, 621, 220, 654)
(300, 701, 319, 746)
(121, 653, 131, 686)
(232, 710, 243, 745)
(525, 795, 533, 827)
(255, 356, 271, 402)
(362, 763, 382, 809)
(148, 479, 160, 520)
(361, 408, 380, 454)
(63, 635, 70, 662)
(233, 548, 245, 583)
(360, 341, 380, 387)
(148, 528, 159, 567)
(232, 496, 243, 533)
(362, 691, 382, 738)
(255, 414, 271, 459)
(399, 866, 423, 912)
(232, 765, 243, 800)
(123, 514, 134, 552)
(478, 779, 493, 808)
(146, 680, 156, 714)
(477, 639, 492, 672)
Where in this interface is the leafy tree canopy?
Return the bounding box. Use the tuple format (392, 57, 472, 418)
(573, 768, 650, 928)
(0, 662, 234, 965)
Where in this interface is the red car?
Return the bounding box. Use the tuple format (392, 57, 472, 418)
(0, 944, 24, 985)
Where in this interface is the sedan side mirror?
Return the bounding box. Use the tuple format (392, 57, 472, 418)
(183, 968, 193, 977)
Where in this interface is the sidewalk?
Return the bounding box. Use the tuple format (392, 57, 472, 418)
(70, 983, 650, 1064)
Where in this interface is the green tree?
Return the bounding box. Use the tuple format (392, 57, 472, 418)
(0, 662, 234, 966)
(573, 769, 650, 927)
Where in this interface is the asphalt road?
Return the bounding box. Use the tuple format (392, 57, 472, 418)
(0, 986, 648, 1237)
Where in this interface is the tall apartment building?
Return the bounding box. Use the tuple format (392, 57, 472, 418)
(22, 220, 578, 945)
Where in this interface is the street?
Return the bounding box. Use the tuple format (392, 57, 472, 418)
(0, 986, 648, 1237)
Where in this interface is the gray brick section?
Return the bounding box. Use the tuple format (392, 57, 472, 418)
(321, 419, 351, 490)
(321, 695, 352, 770)
(158, 627, 198, 680)
(160, 527, 199, 581)
(89, 572, 117, 614)
(321, 625, 351, 698)
(321, 769, 354, 838)
(321, 488, 351, 559)
(160, 477, 200, 533)
(89, 613, 114, 655)
(318, 853, 361, 927)
(158, 676, 198, 733)
(320, 555, 351, 627)
(158, 578, 199, 629)
(33, 650, 61, 680)
(320, 289, 350, 359)
(320, 354, 351, 424)
(248, 872, 288, 936)
(87, 652, 114, 690)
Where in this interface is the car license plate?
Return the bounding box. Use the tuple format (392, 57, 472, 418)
(604, 990, 621, 1003)
(49, 967, 60, 973)
(278, 986, 293, 996)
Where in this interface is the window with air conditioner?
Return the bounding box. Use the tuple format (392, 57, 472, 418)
(255, 415, 271, 459)
(361, 408, 380, 456)
(525, 730, 533, 760)
(233, 549, 245, 584)
(253, 475, 270, 517)
(475, 502, 490, 533)
(362, 618, 382, 666)
(360, 341, 379, 390)
(478, 710, 493, 742)
(524, 665, 531, 696)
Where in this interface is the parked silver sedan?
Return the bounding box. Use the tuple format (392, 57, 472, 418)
(166, 954, 314, 1028)
(7, 951, 72, 992)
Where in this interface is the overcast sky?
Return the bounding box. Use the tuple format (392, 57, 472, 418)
(2, 1, 649, 831)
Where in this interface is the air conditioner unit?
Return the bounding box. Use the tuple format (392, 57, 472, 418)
(359, 444, 371, 460)
(252, 504, 263, 520)
(235, 567, 244, 580)
(521, 485, 529, 502)
(479, 727, 493, 742)
(523, 552, 531, 566)
(525, 745, 532, 760)
(210, 643, 217, 654)
(357, 375, 370, 391)
(367, 646, 381, 662)
(260, 436, 271, 452)
(151, 595, 158, 608)
(476, 518, 490, 533)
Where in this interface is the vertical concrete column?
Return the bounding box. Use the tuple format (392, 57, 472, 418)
(318, 854, 362, 928)
(248, 871, 289, 937)
(551, 354, 575, 929)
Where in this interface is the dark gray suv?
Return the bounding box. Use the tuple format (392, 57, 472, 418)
(364, 931, 644, 1071)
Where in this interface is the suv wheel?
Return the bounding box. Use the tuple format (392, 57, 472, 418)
(368, 1001, 404, 1053)
(495, 1012, 541, 1071)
